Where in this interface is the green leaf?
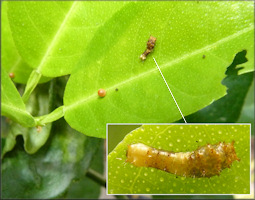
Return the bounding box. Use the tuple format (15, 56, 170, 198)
(7, 1, 126, 77)
(1, 2, 50, 84)
(1, 119, 101, 199)
(63, 1, 254, 138)
(183, 50, 254, 123)
(108, 125, 250, 194)
(1, 119, 51, 158)
(1, 80, 56, 157)
(1, 69, 35, 127)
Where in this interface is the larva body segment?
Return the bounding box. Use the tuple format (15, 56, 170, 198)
(140, 36, 157, 61)
(126, 142, 240, 178)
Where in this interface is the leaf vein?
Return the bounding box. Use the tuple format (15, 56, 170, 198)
(65, 25, 253, 111)
(37, 1, 77, 72)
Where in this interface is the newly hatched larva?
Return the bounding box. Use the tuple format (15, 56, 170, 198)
(98, 89, 106, 97)
(140, 36, 157, 61)
(126, 142, 240, 178)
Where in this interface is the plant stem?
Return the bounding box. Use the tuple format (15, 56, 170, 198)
(34, 106, 65, 126)
(86, 168, 106, 187)
(22, 70, 42, 103)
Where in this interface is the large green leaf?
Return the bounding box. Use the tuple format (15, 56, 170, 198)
(63, 1, 254, 138)
(1, 118, 101, 199)
(7, 1, 126, 77)
(108, 125, 250, 194)
(183, 50, 254, 124)
(1, 69, 35, 127)
(1, 2, 50, 84)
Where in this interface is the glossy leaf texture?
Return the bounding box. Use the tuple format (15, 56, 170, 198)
(1, 118, 101, 199)
(108, 124, 250, 194)
(1, 2, 50, 84)
(63, 1, 254, 138)
(1, 69, 35, 127)
(7, 1, 126, 77)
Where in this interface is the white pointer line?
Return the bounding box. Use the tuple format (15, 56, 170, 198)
(153, 57, 187, 123)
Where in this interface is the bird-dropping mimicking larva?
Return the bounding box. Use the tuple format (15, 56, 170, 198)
(140, 36, 157, 61)
(126, 142, 240, 178)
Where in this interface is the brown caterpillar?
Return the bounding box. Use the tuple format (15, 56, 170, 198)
(126, 142, 240, 178)
(140, 36, 156, 61)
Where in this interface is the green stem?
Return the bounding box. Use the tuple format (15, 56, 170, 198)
(86, 168, 106, 187)
(35, 106, 65, 126)
(22, 70, 42, 103)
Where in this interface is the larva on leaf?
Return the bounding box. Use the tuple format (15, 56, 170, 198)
(140, 36, 157, 61)
(126, 142, 240, 178)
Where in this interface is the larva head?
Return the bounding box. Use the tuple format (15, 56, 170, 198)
(126, 143, 151, 167)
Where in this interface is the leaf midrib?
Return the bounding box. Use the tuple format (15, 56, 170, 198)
(37, 1, 77, 72)
(65, 25, 253, 111)
(2, 103, 34, 124)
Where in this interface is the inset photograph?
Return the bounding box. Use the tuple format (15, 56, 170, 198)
(107, 124, 250, 195)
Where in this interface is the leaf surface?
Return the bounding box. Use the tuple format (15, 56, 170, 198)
(7, 1, 126, 77)
(1, 69, 35, 126)
(64, 1, 254, 138)
(1, 2, 50, 84)
(183, 51, 254, 124)
(108, 124, 250, 194)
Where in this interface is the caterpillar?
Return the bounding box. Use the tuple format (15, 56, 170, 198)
(140, 36, 157, 61)
(126, 142, 240, 178)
